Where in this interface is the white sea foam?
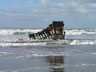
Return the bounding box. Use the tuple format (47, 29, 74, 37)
(65, 29, 96, 35)
(0, 29, 41, 35)
(64, 64, 96, 67)
(0, 52, 14, 57)
(0, 52, 14, 55)
(0, 40, 96, 46)
(0, 29, 96, 35)
(0, 28, 96, 46)
(0, 42, 46, 46)
(70, 40, 96, 45)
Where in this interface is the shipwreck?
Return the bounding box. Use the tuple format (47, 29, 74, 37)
(29, 21, 66, 40)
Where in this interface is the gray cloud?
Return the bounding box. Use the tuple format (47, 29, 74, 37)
(1, 0, 96, 16)
(71, 1, 88, 14)
(0, 7, 67, 16)
(69, 0, 96, 14)
(0, 0, 96, 29)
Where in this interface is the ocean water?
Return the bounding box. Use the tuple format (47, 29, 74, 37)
(0, 29, 96, 72)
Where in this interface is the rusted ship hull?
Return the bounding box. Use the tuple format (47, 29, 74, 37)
(29, 21, 66, 40)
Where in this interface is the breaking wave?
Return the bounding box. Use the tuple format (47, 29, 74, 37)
(0, 29, 96, 35)
(0, 29, 96, 46)
(66, 29, 96, 35)
(0, 29, 41, 35)
(0, 40, 96, 46)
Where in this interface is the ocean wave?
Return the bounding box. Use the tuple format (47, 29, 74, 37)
(0, 29, 96, 35)
(65, 29, 96, 35)
(69, 40, 96, 45)
(0, 29, 41, 35)
(0, 40, 96, 46)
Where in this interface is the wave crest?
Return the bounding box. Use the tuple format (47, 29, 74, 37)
(0, 40, 96, 46)
(0, 29, 96, 35)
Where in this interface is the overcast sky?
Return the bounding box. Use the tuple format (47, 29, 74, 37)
(0, 0, 96, 29)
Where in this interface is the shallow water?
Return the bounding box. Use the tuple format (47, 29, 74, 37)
(0, 29, 96, 72)
(0, 45, 96, 72)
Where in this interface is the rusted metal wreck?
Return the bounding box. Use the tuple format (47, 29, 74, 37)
(29, 21, 66, 40)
